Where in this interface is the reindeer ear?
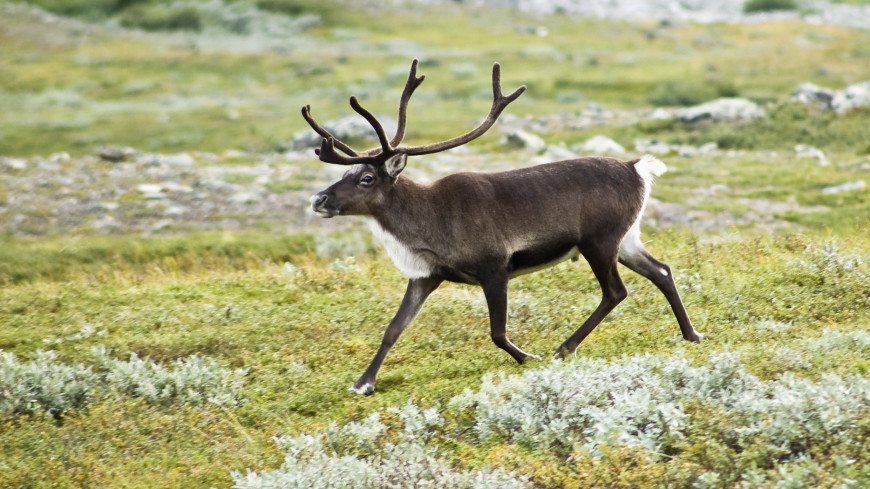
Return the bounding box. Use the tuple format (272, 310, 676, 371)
(384, 153, 407, 178)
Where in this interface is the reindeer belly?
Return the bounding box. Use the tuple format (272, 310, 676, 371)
(509, 242, 581, 278)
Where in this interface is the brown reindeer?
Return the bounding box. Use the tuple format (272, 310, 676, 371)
(304, 60, 703, 395)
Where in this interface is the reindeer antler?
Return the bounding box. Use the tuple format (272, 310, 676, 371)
(301, 60, 525, 166)
(399, 63, 525, 156)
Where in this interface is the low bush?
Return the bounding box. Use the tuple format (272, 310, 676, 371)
(647, 80, 738, 107)
(0, 347, 246, 418)
(232, 404, 528, 489)
(743, 0, 798, 13)
(119, 4, 203, 31)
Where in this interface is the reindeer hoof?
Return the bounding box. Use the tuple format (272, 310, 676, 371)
(553, 344, 573, 360)
(349, 382, 374, 396)
(687, 331, 706, 343)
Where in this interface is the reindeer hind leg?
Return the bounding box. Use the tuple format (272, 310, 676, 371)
(618, 227, 703, 342)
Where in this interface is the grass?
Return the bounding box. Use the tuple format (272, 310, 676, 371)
(1, 230, 869, 487)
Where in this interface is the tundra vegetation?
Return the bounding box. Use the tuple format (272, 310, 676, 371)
(1, 0, 870, 488)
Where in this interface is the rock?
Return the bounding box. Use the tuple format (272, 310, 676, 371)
(831, 81, 870, 114)
(502, 129, 547, 154)
(795, 144, 829, 166)
(49, 152, 71, 163)
(1, 157, 28, 170)
(136, 152, 197, 167)
(163, 205, 189, 216)
(533, 144, 576, 163)
(137, 184, 167, 199)
(223, 149, 248, 159)
(37, 161, 63, 171)
(576, 135, 625, 155)
(698, 142, 719, 155)
(291, 114, 398, 150)
(634, 139, 672, 155)
(790, 82, 835, 110)
(160, 153, 197, 167)
(693, 184, 731, 197)
(229, 191, 262, 204)
(678, 97, 765, 122)
(821, 181, 866, 195)
(96, 146, 137, 162)
(647, 108, 673, 120)
(675, 145, 698, 158)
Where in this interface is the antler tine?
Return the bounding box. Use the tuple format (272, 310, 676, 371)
(400, 62, 526, 156)
(390, 58, 426, 147)
(317, 136, 384, 166)
(301, 105, 359, 157)
(349, 96, 394, 156)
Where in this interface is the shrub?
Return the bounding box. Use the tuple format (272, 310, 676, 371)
(450, 351, 870, 465)
(92, 346, 247, 407)
(232, 404, 528, 489)
(119, 4, 203, 32)
(0, 347, 247, 418)
(743, 0, 798, 14)
(648, 80, 738, 107)
(0, 350, 97, 418)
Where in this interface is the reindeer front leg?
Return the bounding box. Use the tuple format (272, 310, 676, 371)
(351, 276, 443, 395)
(480, 272, 541, 364)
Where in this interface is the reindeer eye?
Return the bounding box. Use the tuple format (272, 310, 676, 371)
(359, 174, 375, 186)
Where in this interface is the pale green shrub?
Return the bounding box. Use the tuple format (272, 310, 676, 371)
(232, 403, 528, 489)
(92, 346, 247, 407)
(0, 347, 246, 418)
(451, 352, 870, 462)
(0, 350, 97, 418)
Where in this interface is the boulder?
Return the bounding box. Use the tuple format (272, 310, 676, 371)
(795, 144, 829, 166)
(533, 144, 576, 164)
(678, 97, 765, 122)
(831, 81, 870, 114)
(634, 139, 672, 155)
(821, 181, 866, 195)
(575, 135, 625, 155)
(790, 82, 835, 110)
(96, 146, 138, 162)
(1, 157, 28, 170)
(502, 129, 547, 154)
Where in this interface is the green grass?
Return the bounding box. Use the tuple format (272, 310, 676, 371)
(1, 230, 869, 487)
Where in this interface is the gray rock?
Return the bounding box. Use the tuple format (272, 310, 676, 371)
(1, 157, 28, 170)
(49, 152, 71, 163)
(533, 144, 576, 163)
(502, 129, 547, 154)
(790, 82, 835, 110)
(795, 144, 829, 166)
(634, 139, 672, 155)
(647, 108, 673, 120)
(576, 135, 625, 155)
(159, 153, 197, 167)
(96, 146, 138, 162)
(678, 98, 765, 122)
(831, 81, 870, 114)
(821, 180, 866, 194)
(698, 142, 719, 155)
(37, 161, 63, 171)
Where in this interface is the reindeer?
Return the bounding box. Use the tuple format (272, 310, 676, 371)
(304, 60, 703, 395)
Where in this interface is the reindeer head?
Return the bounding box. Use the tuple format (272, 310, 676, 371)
(305, 59, 525, 218)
